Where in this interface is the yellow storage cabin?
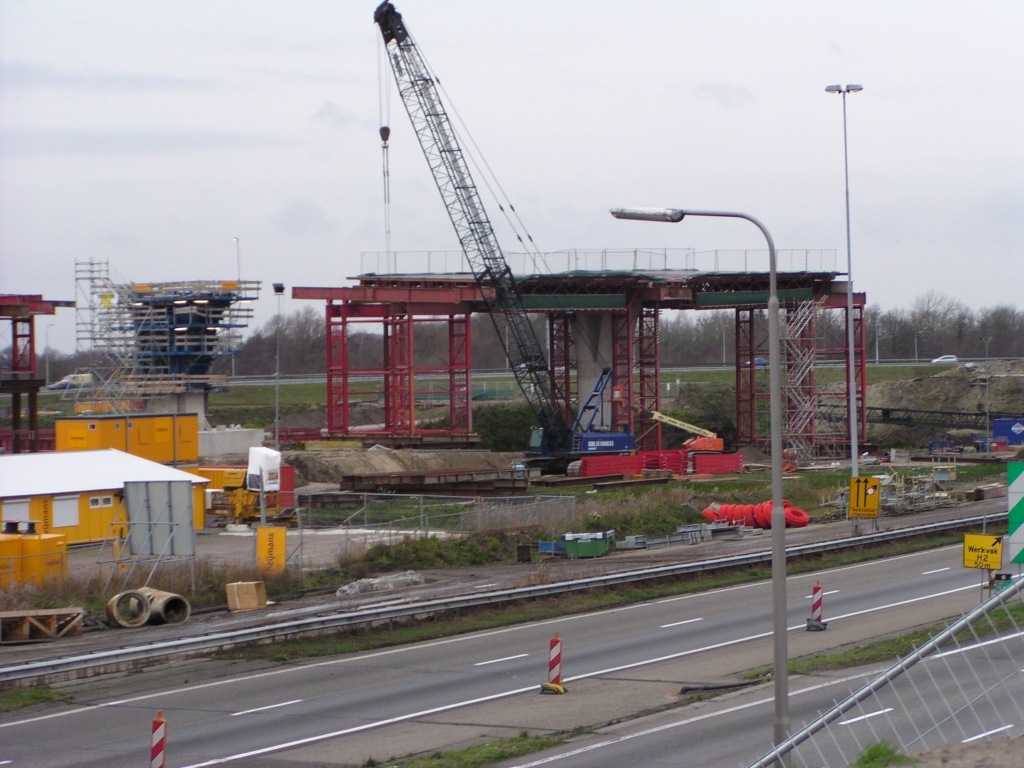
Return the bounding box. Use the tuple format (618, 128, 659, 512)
(0, 449, 209, 545)
(55, 413, 199, 464)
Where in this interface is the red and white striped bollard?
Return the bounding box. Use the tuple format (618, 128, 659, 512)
(540, 632, 566, 693)
(807, 580, 827, 631)
(152, 710, 167, 768)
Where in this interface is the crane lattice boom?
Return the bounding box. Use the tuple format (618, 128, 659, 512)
(374, 2, 570, 452)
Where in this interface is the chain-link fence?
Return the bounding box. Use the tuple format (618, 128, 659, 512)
(296, 492, 578, 536)
(748, 575, 1024, 767)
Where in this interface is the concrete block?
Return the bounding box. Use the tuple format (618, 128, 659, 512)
(226, 581, 267, 611)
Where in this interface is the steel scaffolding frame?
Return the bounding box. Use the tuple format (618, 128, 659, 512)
(636, 305, 662, 453)
(547, 313, 577, 426)
(611, 307, 636, 438)
(73, 261, 258, 410)
(325, 302, 474, 443)
(735, 295, 866, 458)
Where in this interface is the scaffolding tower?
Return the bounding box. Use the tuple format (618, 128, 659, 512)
(74, 260, 259, 410)
(736, 296, 865, 460)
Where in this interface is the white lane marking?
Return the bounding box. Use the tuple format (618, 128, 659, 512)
(803, 590, 839, 598)
(0, 600, 647, 730)
(654, 544, 963, 607)
(506, 672, 874, 768)
(230, 699, 302, 717)
(180, 684, 541, 767)
(1, 555, 973, 731)
(824, 583, 976, 624)
(0, 760, 12, 765)
(962, 724, 1014, 742)
(922, 567, 950, 575)
(838, 707, 892, 725)
(473, 583, 496, 589)
(475, 653, 529, 666)
(660, 618, 704, 629)
(930, 630, 1024, 660)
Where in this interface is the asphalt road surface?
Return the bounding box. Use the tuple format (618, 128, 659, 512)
(0, 544, 1003, 767)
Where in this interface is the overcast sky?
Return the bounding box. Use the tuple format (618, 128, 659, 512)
(2, 1, 1022, 352)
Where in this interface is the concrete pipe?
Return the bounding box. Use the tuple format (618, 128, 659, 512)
(106, 590, 152, 628)
(137, 587, 191, 624)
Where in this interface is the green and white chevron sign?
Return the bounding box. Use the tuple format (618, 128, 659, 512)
(1009, 463, 1024, 564)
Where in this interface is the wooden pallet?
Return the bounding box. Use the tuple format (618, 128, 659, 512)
(0, 607, 85, 644)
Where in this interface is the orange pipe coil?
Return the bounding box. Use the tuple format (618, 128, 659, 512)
(701, 500, 809, 529)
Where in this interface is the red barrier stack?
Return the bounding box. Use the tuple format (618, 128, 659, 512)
(693, 452, 744, 475)
(151, 710, 167, 768)
(579, 454, 644, 477)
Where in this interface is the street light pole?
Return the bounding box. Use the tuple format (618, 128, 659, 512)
(915, 330, 925, 362)
(611, 206, 789, 746)
(44, 324, 55, 384)
(273, 283, 285, 452)
(981, 336, 992, 437)
(826, 84, 863, 507)
(233, 238, 242, 379)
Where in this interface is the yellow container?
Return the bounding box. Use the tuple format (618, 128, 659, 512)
(19, 533, 67, 585)
(57, 413, 198, 464)
(190, 466, 247, 490)
(129, 415, 174, 463)
(0, 534, 22, 589)
(176, 414, 199, 462)
(56, 416, 128, 452)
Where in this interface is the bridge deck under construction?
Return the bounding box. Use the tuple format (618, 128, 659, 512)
(294, 267, 866, 456)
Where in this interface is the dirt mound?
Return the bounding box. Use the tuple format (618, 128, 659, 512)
(738, 445, 770, 464)
(276, 410, 328, 429)
(910, 734, 1023, 767)
(286, 448, 523, 484)
(868, 363, 1024, 416)
(348, 403, 386, 427)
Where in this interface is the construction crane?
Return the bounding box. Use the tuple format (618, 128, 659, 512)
(374, 2, 574, 456)
(628, 405, 724, 452)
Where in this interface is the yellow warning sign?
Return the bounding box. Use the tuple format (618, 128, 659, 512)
(849, 477, 881, 518)
(963, 534, 1003, 570)
(256, 526, 287, 574)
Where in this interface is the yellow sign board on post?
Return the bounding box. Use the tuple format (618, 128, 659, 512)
(849, 477, 881, 518)
(963, 534, 1003, 570)
(256, 526, 287, 574)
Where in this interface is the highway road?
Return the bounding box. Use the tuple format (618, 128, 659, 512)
(0, 544, 1001, 767)
(498, 642, 1024, 768)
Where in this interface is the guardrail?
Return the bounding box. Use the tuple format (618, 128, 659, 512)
(0, 511, 1005, 684)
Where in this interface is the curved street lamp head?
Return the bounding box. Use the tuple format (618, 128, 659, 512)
(609, 207, 684, 223)
(826, 84, 864, 94)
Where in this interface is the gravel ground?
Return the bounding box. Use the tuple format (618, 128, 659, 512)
(908, 734, 1022, 767)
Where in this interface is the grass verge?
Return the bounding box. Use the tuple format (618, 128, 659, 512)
(221, 528, 995, 663)
(0, 686, 74, 718)
(853, 742, 917, 767)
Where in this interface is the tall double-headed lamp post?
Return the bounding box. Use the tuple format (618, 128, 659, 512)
(825, 83, 863, 524)
(610, 206, 790, 747)
(273, 283, 285, 452)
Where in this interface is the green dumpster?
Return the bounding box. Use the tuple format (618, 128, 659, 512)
(562, 530, 615, 558)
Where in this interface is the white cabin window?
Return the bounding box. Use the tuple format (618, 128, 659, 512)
(2, 498, 30, 522)
(53, 496, 79, 528)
